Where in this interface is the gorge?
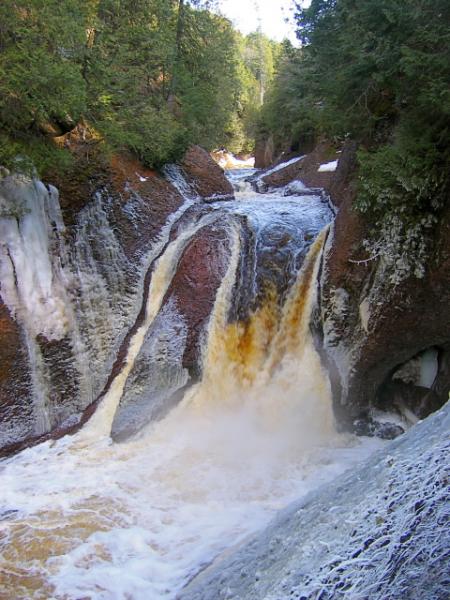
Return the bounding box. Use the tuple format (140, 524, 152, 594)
(0, 146, 448, 599)
(1, 0, 449, 597)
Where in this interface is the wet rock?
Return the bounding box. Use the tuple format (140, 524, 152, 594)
(163, 221, 231, 373)
(314, 162, 450, 426)
(35, 334, 81, 427)
(181, 145, 234, 201)
(109, 218, 232, 441)
(378, 380, 443, 421)
(0, 300, 33, 451)
(352, 417, 405, 440)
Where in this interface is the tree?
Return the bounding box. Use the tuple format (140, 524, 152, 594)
(0, 0, 264, 172)
(0, 0, 87, 171)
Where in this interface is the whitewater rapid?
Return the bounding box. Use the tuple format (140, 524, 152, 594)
(0, 169, 385, 600)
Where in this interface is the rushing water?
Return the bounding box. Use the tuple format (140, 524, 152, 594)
(0, 168, 384, 599)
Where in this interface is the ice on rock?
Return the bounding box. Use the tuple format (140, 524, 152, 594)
(0, 175, 74, 340)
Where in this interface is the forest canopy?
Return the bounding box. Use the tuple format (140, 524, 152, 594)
(0, 0, 279, 174)
(260, 0, 450, 217)
(1, 0, 448, 246)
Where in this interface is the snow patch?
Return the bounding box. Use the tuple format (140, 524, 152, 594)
(318, 160, 338, 172)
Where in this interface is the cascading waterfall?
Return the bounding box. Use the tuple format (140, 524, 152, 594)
(187, 227, 334, 445)
(0, 168, 384, 600)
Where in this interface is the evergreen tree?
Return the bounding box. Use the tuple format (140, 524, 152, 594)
(0, 0, 87, 171)
(0, 0, 254, 173)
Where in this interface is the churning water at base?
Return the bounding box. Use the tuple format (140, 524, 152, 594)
(0, 171, 384, 600)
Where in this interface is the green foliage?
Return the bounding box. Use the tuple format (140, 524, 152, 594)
(263, 0, 450, 276)
(174, 9, 240, 150)
(231, 31, 282, 153)
(0, 0, 87, 173)
(259, 44, 319, 153)
(83, 0, 187, 166)
(100, 105, 186, 169)
(0, 0, 263, 173)
(0, 0, 87, 132)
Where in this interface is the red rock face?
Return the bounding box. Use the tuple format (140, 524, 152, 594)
(314, 156, 450, 426)
(111, 172, 185, 263)
(181, 145, 234, 201)
(163, 221, 231, 373)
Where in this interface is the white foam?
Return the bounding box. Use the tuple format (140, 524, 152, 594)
(0, 396, 384, 600)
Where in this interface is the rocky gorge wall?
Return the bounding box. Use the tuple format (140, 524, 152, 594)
(0, 146, 233, 456)
(299, 142, 449, 431)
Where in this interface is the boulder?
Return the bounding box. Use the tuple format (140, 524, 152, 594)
(109, 219, 233, 441)
(181, 145, 234, 201)
(163, 220, 231, 373)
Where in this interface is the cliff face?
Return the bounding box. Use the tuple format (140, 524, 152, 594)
(318, 191, 450, 429)
(303, 142, 450, 429)
(0, 147, 233, 456)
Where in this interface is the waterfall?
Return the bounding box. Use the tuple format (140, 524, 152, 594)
(0, 168, 385, 600)
(184, 226, 334, 461)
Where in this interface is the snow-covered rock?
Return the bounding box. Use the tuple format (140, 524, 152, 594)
(182, 400, 450, 600)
